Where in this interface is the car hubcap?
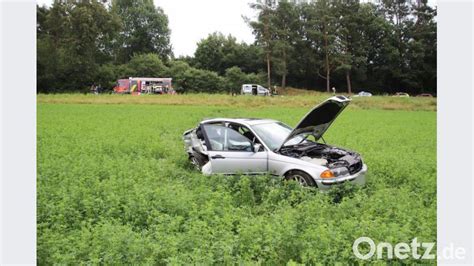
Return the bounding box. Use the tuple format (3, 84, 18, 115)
(291, 174, 308, 186)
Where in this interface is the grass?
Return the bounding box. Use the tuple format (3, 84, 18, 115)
(37, 95, 436, 264)
(37, 92, 437, 111)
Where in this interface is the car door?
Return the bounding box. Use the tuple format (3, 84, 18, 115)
(201, 124, 267, 174)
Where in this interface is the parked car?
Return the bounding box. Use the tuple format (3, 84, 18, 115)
(393, 92, 410, 97)
(416, 93, 434, 97)
(241, 84, 270, 96)
(183, 96, 367, 189)
(355, 91, 373, 97)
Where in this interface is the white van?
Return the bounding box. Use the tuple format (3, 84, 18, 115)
(241, 84, 270, 96)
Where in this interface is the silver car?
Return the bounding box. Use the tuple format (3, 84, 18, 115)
(183, 96, 367, 189)
(356, 91, 373, 97)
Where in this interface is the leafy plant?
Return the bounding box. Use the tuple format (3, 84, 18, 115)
(38, 96, 436, 264)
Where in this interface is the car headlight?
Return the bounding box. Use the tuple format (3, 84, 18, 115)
(320, 167, 349, 179)
(332, 167, 349, 177)
(320, 170, 335, 179)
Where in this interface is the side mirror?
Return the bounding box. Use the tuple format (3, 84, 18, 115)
(253, 143, 262, 153)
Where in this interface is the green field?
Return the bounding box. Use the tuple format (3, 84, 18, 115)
(38, 95, 436, 264)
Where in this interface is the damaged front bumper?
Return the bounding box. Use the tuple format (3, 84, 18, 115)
(315, 164, 367, 190)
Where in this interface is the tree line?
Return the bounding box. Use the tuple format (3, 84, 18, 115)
(37, 0, 436, 95)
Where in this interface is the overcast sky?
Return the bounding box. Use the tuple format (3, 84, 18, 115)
(154, 0, 256, 57)
(36, 0, 436, 57)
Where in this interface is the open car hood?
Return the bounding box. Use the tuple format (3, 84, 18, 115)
(276, 96, 351, 151)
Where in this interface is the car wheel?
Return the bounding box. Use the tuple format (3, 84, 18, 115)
(189, 156, 201, 171)
(285, 170, 316, 187)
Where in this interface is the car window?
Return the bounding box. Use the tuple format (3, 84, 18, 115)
(203, 124, 253, 152)
(228, 123, 260, 145)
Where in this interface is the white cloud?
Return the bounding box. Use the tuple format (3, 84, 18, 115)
(154, 0, 256, 57)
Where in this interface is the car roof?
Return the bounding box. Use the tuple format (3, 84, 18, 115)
(201, 118, 278, 126)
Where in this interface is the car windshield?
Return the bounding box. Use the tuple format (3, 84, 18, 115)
(250, 122, 305, 151)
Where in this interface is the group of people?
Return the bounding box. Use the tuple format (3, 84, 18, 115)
(90, 84, 102, 94)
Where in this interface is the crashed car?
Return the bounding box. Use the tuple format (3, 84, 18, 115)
(183, 96, 367, 189)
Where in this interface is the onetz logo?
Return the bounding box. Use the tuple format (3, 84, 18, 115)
(352, 237, 465, 260)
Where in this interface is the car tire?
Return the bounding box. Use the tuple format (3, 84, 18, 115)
(285, 170, 317, 187)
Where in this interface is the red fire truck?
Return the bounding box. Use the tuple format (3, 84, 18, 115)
(113, 77, 174, 94)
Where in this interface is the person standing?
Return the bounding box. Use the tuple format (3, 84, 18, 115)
(90, 83, 98, 94)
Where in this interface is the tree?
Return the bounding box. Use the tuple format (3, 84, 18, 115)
(111, 0, 172, 63)
(36, 0, 437, 94)
(232, 43, 265, 74)
(165, 60, 192, 91)
(95, 63, 121, 91)
(194, 32, 227, 73)
(224, 67, 266, 94)
(181, 68, 224, 93)
(408, 0, 437, 93)
(355, 3, 395, 93)
(127, 53, 168, 77)
(36, 4, 49, 36)
(37, 2, 70, 92)
(302, 0, 339, 92)
(333, 0, 368, 94)
(68, 1, 121, 64)
(224, 67, 246, 94)
(377, 0, 413, 92)
(37, 0, 120, 92)
(271, 1, 299, 89)
(249, 0, 277, 90)
(194, 32, 264, 75)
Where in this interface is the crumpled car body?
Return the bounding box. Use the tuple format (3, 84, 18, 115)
(183, 96, 367, 189)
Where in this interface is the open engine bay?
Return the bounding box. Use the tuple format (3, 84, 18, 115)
(278, 141, 363, 175)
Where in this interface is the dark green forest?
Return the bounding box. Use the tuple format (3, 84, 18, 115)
(37, 0, 437, 94)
